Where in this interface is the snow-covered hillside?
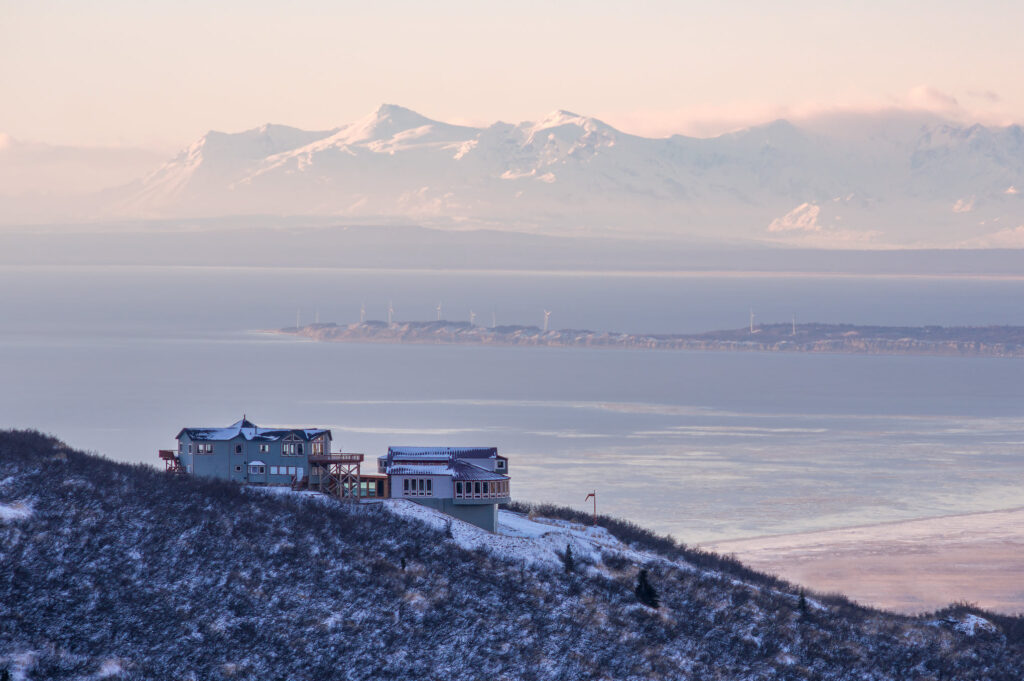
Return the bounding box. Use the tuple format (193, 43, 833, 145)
(100, 105, 1024, 247)
(2, 429, 1022, 680)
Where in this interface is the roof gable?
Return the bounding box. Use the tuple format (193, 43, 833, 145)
(177, 420, 331, 443)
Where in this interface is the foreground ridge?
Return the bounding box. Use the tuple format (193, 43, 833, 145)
(2, 429, 1023, 680)
(281, 321, 1024, 359)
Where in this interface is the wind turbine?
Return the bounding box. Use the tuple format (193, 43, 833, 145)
(491, 310, 496, 329)
(792, 314, 796, 336)
(360, 302, 366, 323)
(436, 302, 443, 321)
(749, 308, 755, 334)
(387, 300, 394, 326)
(469, 310, 476, 326)
(543, 310, 551, 332)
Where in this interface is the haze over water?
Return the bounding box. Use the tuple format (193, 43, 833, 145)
(4, 265, 1024, 543)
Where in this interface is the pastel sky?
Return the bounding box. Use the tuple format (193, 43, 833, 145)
(2, 0, 1022, 149)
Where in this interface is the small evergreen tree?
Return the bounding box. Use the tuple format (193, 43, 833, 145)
(563, 543, 575, 574)
(798, 589, 808, 617)
(635, 568, 660, 608)
(444, 520, 453, 539)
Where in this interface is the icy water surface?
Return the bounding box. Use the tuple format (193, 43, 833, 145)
(3, 265, 1024, 543)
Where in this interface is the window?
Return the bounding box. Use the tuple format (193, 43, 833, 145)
(249, 464, 265, 475)
(234, 465, 242, 473)
(235, 444, 242, 454)
(496, 460, 505, 470)
(483, 482, 489, 494)
(270, 466, 278, 475)
(297, 443, 304, 455)
(312, 441, 324, 455)
(188, 444, 192, 454)
(195, 443, 214, 454)
(456, 482, 463, 496)
(426, 479, 432, 493)
(178, 442, 183, 454)
(403, 479, 409, 492)
(258, 444, 269, 454)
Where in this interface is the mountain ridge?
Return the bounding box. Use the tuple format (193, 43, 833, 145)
(5, 105, 1024, 247)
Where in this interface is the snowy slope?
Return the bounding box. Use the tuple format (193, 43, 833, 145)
(2, 429, 1019, 680)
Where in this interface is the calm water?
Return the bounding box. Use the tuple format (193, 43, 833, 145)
(4, 265, 1024, 542)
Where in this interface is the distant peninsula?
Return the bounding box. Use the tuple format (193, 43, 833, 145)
(276, 321, 1024, 358)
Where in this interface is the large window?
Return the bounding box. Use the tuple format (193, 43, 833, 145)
(234, 444, 242, 454)
(258, 444, 269, 454)
(402, 477, 434, 497)
(248, 464, 265, 475)
(195, 443, 214, 454)
(283, 442, 304, 456)
(312, 440, 324, 455)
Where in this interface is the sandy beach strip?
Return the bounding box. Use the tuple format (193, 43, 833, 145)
(707, 507, 1024, 615)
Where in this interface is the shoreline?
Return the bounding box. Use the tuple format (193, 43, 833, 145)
(275, 321, 1024, 359)
(707, 506, 1024, 614)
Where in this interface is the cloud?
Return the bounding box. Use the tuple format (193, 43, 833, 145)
(600, 86, 1018, 139)
(968, 90, 1002, 103)
(905, 85, 960, 114)
(962, 225, 1024, 248)
(952, 197, 975, 213)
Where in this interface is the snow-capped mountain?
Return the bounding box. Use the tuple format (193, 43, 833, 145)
(106, 105, 1024, 246)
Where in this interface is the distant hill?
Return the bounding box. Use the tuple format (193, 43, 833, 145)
(2, 429, 1023, 679)
(283, 321, 1024, 359)
(84, 105, 1024, 248)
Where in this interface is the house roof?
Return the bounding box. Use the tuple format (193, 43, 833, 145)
(387, 446, 497, 460)
(388, 460, 508, 482)
(177, 419, 331, 443)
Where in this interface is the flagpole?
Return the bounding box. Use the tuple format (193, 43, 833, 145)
(584, 490, 596, 526)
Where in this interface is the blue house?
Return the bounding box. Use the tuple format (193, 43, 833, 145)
(173, 418, 331, 485)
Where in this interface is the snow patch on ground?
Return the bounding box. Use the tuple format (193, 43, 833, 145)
(953, 614, 998, 636)
(4, 651, 37, 681)
(97, 658, 124, 678)
(0, 500, 32, 522)
(928, 613, 998, 636)
(382, 500, 656, 571)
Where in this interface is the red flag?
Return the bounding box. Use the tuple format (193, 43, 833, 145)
(585, 492, 595, 502)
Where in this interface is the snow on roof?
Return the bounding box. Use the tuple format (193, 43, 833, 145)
(177, 419, 331, 442)
(248, 460, 266, 467)
(450, 460, 508, 481)
(388, 464, 453, 476)
(386, 446, 498, 465)
(387, 460, 508, 482)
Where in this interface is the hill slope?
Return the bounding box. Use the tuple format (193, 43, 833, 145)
(2, 430, 1022, 680)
